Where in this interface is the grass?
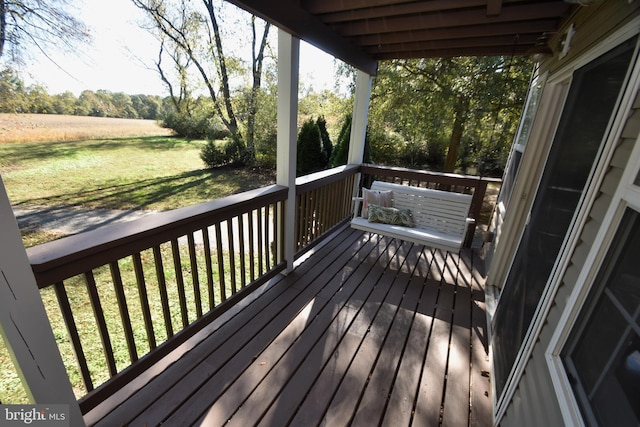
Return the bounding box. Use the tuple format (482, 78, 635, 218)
(0, 136, 275, 211)
(40, 241, 269, 400)
(0, 115, 278, 404)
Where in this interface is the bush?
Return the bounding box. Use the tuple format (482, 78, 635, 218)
(426, 140, 446, 171)
(255, 128, 278, 169)
(369, 128, 402, 166)
(200, 139, 238, 168)
(400, 140, 428, 168)
(317, 116, 333, 162)
(330, 114, 351, 167)
(330, 114, 373, 167)
(297, 118, 326, 176)
(162, 111, 230, 140)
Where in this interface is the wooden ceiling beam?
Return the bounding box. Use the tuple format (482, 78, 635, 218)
(303, 0, 409, 15)
(487, 0, 503, 16)
(353, 20, 558, 46)
(225, 0, 572, 67)
(364, 33, 539, 54)
(331, 3, 570, 36)
(318, 0, 489, 24)
(375, 44, 532, 59)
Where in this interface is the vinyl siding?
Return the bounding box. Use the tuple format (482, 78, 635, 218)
(497, 5, 640, 423)
(501, 97, 640, 426)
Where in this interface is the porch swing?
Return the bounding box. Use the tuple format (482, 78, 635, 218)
(351, 46, 520, 253)
(351, 180, 475, 252)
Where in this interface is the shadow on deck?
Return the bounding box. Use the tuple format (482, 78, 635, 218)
(86, 225, 491, 426)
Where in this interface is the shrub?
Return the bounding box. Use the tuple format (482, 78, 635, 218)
(317, 116, 333, 162)
(255, 128, 278, 169)
(426, 140, 446, 171)
(297, 118, 327, 176)
(401, 140, 429, 168)
(162, 112, 230, 140)
(330, 114, 372, 167)
(330, 114, 351, 167)
(200, 138, 238, 168)
(369, 128, 402, 166)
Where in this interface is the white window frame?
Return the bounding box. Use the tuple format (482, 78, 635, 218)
(546, 130, 640, 426)
(494, 19, 640, 424)
(497, 68, 547, 217)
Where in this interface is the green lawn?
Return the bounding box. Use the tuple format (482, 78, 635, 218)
(0, 136, 275, 211)
(0, 135, 276, 404)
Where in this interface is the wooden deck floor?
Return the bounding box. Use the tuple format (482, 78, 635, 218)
(87, 226, 492, 426)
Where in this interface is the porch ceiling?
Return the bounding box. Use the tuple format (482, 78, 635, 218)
(225, 0, 576, 74)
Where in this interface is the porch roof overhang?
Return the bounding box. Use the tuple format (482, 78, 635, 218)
(225, 0, 576, 75)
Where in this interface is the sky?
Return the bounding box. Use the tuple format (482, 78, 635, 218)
(14, 0, 341, 96)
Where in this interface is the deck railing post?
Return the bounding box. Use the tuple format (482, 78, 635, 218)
(277, 29, 300, 272)
(0, 177, 84, 425)
(466, 178, 489, 246)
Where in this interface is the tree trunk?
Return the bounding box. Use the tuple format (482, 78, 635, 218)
(0, 0, 5, 58)
(202, 0, 244, 151)
(444, 95, 470, 172)
(244, 18, 270, 164)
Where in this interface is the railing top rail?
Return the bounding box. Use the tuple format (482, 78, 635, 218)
(28, 184, 288, 287)
(359, 164, 502, 186)
(295, 164, 360, 194)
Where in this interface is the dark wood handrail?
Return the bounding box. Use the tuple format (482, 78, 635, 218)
(358, 164, 501, 187)
(295, 164, 360, 194)
(28, 185, 288, 287)
(26, 184, 288, 413)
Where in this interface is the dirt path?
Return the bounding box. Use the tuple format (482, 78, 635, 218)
(13, 204, 157, 235)
(12, 204, 271, 251)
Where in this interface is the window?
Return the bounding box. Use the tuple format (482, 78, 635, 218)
(563, 208, 640, 426)
(498, 70, 546, 211)
(492, 37, 637, 400)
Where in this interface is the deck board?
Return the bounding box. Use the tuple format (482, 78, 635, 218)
(87, 226, 492, 426)
(252, 236, 396, 427)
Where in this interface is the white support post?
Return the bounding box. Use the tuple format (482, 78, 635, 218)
(347, 69, 373, 165)
(347, 70, 373, 208)
(0, 177, 84, 425)
(276, 30, 300, 272)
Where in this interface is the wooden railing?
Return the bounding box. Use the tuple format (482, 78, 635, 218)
(22, 163, 498, 414)
(294, 164, 359, 256)
(27, 185, 287, 413)
(358, 164, 501, 246)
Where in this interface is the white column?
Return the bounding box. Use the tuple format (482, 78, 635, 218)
(0, 177, 84, 425)
(276, 30, 300, 272)
(347, 69, 373, 165)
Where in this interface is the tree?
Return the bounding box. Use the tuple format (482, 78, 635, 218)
(297, 118, 326, 176)
(132, 0, 272, 164)
(110, 92, 138, 118)
(156, 36, 194, 115)
(0, 0, 89, 61)
(51, 91, 76, 115)
(130, 94, 164, 119)
(25, 84, 52, 113)
(369, 56, 530, 175)
(0, 66, 26, 112)
(330, 114, 352, 167)
(316, 116, 332, 163)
